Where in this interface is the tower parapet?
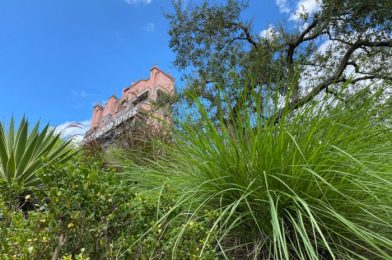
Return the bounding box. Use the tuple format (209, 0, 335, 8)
(84, 65, 175, 145)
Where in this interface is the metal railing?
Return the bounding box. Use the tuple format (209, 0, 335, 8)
(84, 107, 138, 142)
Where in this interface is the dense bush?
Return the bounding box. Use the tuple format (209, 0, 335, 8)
(0, 197, 57, 259)
(112, 184, 218, 259)
(130, 88, 392, 259)
(39, 158, 135, 257)
(1, 156, 216, 259)
(0, 157, 123, 258)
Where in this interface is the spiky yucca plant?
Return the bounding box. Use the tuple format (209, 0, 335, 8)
(0, 117, 74, 188)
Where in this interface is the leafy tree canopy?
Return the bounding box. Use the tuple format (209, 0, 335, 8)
(167, 0, 392, 120)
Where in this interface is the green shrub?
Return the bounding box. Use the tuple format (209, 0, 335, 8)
(38, 157, 135, 258)
(0, 197, 57, 259)
(1, 151, 217, 258)
(135, 88, 392, 259)
(112, 184, 218, 259)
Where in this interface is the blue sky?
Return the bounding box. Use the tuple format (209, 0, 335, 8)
(0, 0, 308, 136)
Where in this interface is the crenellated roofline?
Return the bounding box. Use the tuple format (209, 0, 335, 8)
(86, 65, 175, 138)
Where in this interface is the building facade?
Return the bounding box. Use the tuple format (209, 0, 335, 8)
(84, 65, 175, 145)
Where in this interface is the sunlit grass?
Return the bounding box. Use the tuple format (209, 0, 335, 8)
(125, 86, 392, 259)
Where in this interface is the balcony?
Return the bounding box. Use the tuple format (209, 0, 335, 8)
(84, 107, 138, 143)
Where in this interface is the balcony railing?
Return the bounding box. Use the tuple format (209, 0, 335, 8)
(84, 107, 138, 142)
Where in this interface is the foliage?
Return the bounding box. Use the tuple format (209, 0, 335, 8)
(137, 87, 392, 259)
(103, 118, 173, 167)
(0, 198, 58, 259)
(1, 81, 392, 259)
(2, 2, 391, 259)
(38, 157, 135, 258)
(1, 154, 217, 259)
(112, 183, 218, 259)
(167, 0, 392, 120)
(0, 117, 74, 190)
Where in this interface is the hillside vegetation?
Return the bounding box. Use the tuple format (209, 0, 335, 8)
(1, 85, 392, 259)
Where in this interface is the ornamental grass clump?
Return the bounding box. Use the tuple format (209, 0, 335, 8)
(139, 87, 392, 259)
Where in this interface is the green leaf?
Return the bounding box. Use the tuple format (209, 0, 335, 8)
(15, 117, 28, 163)
(32, 124, 49, 156)
(6, 151, 16, 181)
(0, 124, 9, 174)
(7, 116, 15, 154)
(26, 120, 40, 146)
(15, 133, 39, 177)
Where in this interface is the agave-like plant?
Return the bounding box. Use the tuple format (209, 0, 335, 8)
(0, 117, 74, 188)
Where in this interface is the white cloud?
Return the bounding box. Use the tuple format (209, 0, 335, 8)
(72, 89, 88, 99)
(290, 0, 320, 21)
(124, 0, 152, 5)
(144, 22, 155, 33)
(318, 40, 331, 54)
(260, 25, 279, 40)
(55, 120, 90, 144)
(275, 0, 291, 13)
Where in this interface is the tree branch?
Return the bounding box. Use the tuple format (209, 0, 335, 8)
(360, 40, 392, 48)
(274, 39, 392, 122)
(329, 36, 353, 46)
(224, 37, 250, 50)
(237, 22, 258, 49)
(287, 16, 320, 64)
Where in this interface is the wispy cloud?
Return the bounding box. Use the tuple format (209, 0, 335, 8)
(72, 89, 88, 99)
(123, 0, 152, 5)
(274, 0, 321, 21)
(275, 0, 291, 13)
(144, 22, 155, 33)
(260, 25, 279, 40)
(290, 0, 320, 21)
(318, 39, 331, 54)
(55, 120, 90, 143)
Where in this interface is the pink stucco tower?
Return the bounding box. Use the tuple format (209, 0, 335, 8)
(84, 65, 175, 143)
(90, 103, 104, 129)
